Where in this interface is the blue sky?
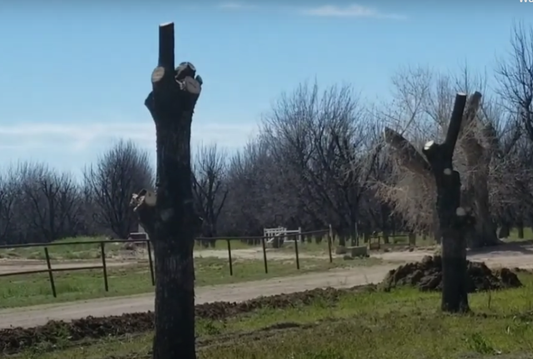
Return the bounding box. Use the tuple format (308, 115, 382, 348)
(0, 1, 530, 177)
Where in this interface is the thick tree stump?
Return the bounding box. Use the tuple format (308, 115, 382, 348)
(130, 22, 203, 359)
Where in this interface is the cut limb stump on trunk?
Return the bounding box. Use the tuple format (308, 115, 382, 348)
(384, 92, 476, 313)
(129, 22, 204, 359)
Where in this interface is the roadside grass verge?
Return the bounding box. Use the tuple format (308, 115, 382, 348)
(0, 236, 261, 261)
(0, 236, 118, 260)
(13, 273, 533, 359)
(0, 256, 381, 308)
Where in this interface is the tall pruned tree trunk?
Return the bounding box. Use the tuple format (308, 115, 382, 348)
(385, 92, 477, 313)
(421, 93, 475, 312)
(130, 22, 203, 359)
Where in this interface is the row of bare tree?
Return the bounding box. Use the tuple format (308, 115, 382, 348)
(1, 24, 533, 249)
(0, 140, 154, 244)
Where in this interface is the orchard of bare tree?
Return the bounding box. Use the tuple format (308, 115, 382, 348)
(2, 25, 532, 252)
(1, 13, 533, 359)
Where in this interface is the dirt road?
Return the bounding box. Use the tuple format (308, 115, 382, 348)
(1, 243, 532, 329)
(0, 264, 396, 329)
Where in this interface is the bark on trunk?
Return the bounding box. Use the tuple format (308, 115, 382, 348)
(382, 231, 390, 244)
(152, 240, 196, 358)
(131, 23, 203, 359)
(498, 222, 511, 239)
(430, 168, 471, 313)
(432, 202, 442, 244)
(381, 204, 390, 244)
(421, 93, 474, 313)
(517, 220, 524, 239)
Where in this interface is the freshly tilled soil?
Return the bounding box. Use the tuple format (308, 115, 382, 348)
(0, 285, 375, 354)
(381, 255, 522, 292)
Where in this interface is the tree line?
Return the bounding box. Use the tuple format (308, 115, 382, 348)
(1, 23, 533, 249)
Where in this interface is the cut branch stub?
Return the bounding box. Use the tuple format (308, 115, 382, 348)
(151, 67, 167, 84)
(145, 22, 203, 122)
(383, 127, 431, 176)
(158, 22, 175, 69)
(130, 189, 157, 235)
(175, 62, 196, 81)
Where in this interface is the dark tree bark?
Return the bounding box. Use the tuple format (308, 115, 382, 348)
(421, 93, 474, 313)
(131, 23, 203, 359)
(385, 93, 476, 313)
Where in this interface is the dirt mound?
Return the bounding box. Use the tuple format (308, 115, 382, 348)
(382, 255, 522, 292)
(0, 285, 375, 354)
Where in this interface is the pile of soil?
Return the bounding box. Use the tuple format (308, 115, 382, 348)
(382, 255, 522, 292)
(0, 285, 375, 354)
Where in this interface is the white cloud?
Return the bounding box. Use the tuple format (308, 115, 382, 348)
(0, 121, 258, 153)
(0, 120, 259, 178)
(218, 2, 257, 10)
(301, 4, 406, 20)
(217, 3, 406, 20)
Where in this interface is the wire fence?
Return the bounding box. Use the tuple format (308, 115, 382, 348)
(0, 228, 333, 299)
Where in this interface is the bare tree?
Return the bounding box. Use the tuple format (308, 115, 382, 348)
(262, 81, 380, 244)
(379, 66, 503, 247)
(14, 162, 81, 243)
(84, 139, 153, 239)
(220, 139, 281, 236)
(494, 22, 533, 232)
(375, 66, 441, 239)
(496, 22, 533, 142)
(192, 143, 229, 244)
(0, 168, 20, 244)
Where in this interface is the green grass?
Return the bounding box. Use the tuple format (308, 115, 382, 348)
(505, 227, 533, 242)
(0, 256, 382, 308)
(14, 273, 533, 359)
(0, 236, 262, 261)
(0, 236, 121, 260)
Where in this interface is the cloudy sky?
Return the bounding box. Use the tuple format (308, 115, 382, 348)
(0, 1, 528, 178)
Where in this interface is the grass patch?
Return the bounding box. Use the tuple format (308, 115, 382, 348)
(0, 256, 381, 308)
(14, 273, 533, 359)
(0, 236, 123, 261)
